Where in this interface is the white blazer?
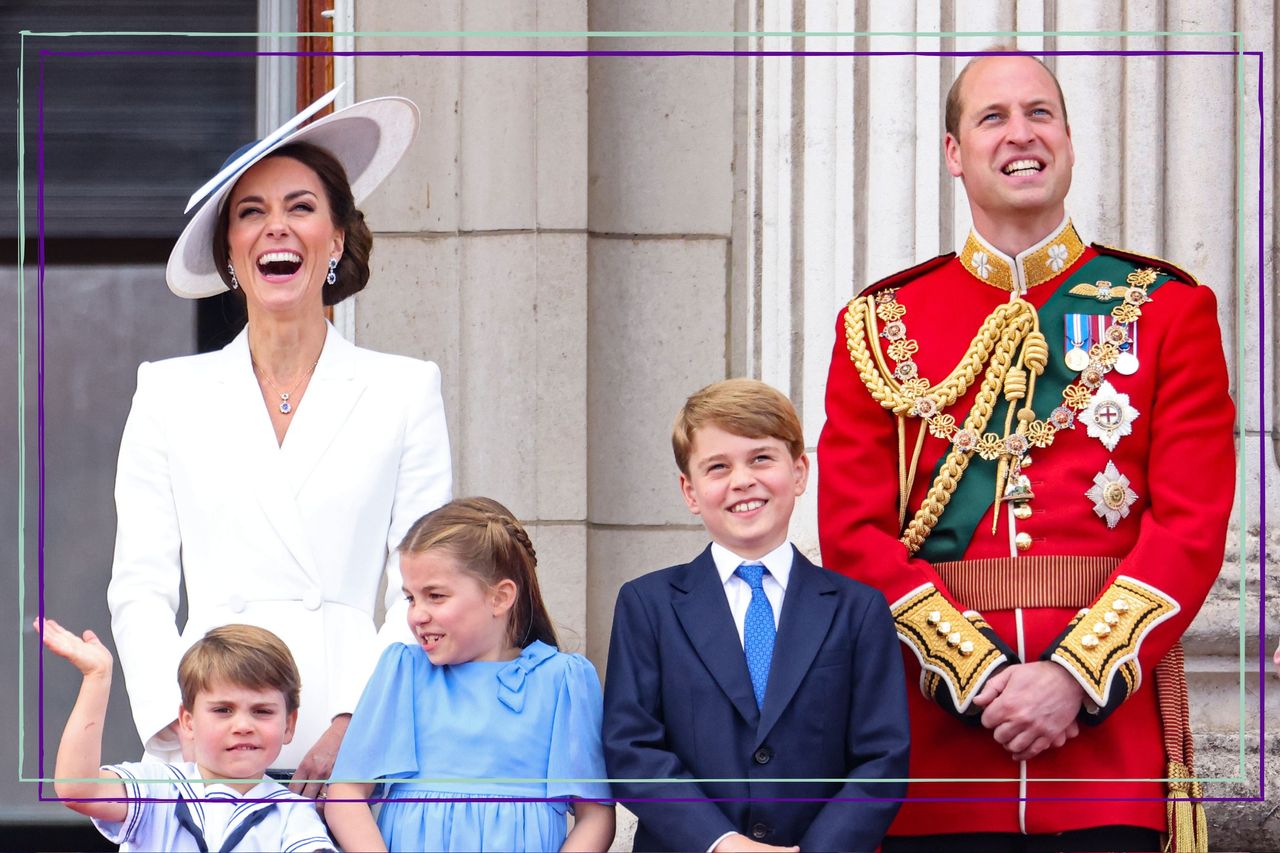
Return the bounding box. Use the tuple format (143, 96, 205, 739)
(107, 322, 452, 766)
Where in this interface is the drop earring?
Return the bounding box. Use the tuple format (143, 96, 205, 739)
(226, 262, 240, 290)
(326, 257, 338, 286)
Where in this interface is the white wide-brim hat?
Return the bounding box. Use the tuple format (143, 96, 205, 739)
(166, 85, 420, 299)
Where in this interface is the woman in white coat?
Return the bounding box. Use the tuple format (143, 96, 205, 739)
(107, 91, 451, 798)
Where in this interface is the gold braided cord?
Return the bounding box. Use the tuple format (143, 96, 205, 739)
(845, 293, 1040, 553)
(899, 308, 1035, 553)
(1021, 330, 1049, 372)
(846, 296, 1034, 414)
(991, 325, 1047, 533)
(862, 299, 905, 401)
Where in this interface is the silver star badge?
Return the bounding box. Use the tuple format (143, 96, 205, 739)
(1086, 461, 1139, 528)
(1079, 380, 1139, 451)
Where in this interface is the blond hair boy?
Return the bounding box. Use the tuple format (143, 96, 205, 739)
(39, 620, 333, 852)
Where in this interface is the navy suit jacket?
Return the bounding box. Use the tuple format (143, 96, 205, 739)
(603, 545, 909, 852)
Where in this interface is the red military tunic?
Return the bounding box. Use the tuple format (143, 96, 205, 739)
(817, 219, 1235, 837)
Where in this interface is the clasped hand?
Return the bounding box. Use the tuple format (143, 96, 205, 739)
(971, 661, 1085, 762)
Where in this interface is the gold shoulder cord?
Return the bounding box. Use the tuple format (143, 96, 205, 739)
(844, 292, 1046, 554)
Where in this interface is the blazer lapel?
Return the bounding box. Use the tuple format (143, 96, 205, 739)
(756, 547, 837, 744)
(279, 323, 367, 496)
(671, 547, 760, 726)
(215, 330, 320, 580)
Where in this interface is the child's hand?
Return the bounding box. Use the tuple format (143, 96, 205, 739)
(35, 618, 113, 679)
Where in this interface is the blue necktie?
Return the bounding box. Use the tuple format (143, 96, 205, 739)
(736, 562, 776, 708)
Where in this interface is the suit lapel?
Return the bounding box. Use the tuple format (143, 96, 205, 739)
(279, 323, 367, 496)
(214, 329, 320, 581)
(756, 547, 837, 744)
(671, 547, 760, 726)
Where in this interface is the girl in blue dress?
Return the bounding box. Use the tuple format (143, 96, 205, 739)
(325, 497, 614, 852)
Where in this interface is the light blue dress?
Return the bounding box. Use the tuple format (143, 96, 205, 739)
(331, 640, 610, 852)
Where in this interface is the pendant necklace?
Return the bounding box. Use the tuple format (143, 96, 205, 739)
(252, 356, 320, 415)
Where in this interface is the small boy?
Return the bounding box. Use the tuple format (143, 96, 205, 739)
(603, 379, 910, 852)
(39, 619, 334, 852)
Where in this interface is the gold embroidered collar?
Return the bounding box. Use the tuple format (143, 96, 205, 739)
(958, 218, 1086, 294)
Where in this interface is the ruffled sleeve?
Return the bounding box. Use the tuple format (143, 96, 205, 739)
(330, 644, 420, 790)
(545, 652, 611, 802)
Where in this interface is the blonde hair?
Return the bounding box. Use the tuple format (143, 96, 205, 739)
(177, 624, 301, 713)
(672, 378, 805, 476)
(945, 46, 1069, 139)
(399, 497, 558, 649)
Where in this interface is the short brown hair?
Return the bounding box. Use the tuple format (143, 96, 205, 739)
(944, 46, 1069, 139)
(399, 497, 559, 650)
(211, 141, 374, 306)
(178, 625, 301, 714)
(672, 379, 805, 476)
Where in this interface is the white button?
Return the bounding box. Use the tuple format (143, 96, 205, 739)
(302, 589, 322, 611)
(227, 595, 246, 613)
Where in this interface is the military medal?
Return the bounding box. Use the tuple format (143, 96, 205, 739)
(1064, 314, 1091, 371)
(1099, 315, 1139, 375)
(1079, 380, 1139, 451)
(1086, 461, 1139, 528)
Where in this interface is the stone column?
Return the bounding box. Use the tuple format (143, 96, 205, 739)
(350, 2, 593, 649)
(584, 2, 743, 668)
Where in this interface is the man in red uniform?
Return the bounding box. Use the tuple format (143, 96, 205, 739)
(818, 51, 1234, 852)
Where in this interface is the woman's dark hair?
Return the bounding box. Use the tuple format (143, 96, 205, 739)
(211, 141, 373, 305)
(399, 497, 560, 650)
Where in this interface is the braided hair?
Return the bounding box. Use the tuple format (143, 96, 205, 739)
(398, 497, 559, 649)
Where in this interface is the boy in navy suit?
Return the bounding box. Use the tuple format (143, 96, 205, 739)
(604, 379, 909, 852)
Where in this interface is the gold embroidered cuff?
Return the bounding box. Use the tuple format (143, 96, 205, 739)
(891, 584, 1010, 713)
(1049, 575, 1180, 708)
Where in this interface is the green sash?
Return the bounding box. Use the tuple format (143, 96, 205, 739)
(916, 255, 1168, 563)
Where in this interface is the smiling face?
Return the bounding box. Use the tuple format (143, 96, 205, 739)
(679, 423, 809, 560)
(224, 155, 344, 322)
(944, 55, 1075, 242)
(401, 548, 518, 666)
(178, 680, 295, 792)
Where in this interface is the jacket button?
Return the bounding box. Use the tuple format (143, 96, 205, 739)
(1015, 531, 1033, 552)
(753, 747, 772, 765)
(227, 595, 246, 613)
(302, 589, 322, 610)
(751, 823, 769, 840)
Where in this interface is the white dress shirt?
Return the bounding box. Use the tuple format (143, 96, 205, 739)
(709, 540, 793, 650)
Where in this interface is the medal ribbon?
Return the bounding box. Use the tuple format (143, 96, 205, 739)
(1066, 313, 1092, 354)
(1098, 314, 1138, 358)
